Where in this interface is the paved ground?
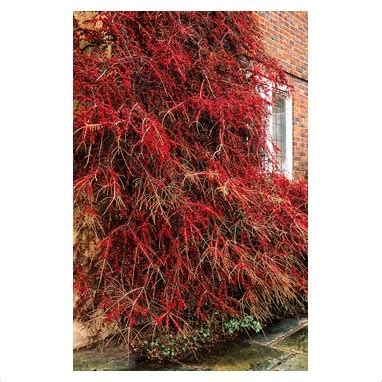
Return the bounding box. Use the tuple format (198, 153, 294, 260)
(73, 317, 308, 371)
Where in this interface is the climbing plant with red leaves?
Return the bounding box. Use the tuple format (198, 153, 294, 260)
(73, 11, 307, 360)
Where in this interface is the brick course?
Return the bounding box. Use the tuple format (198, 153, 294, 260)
(256, 12, 308, 179)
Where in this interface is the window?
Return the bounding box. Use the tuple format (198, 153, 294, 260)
(243, 64, 293, 176)
(256, 78, 293, 177)
(270, 91, 293, 176)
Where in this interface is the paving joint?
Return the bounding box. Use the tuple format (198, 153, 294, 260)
(271, 346, 307, 356)
(266, 320, 308, 347)
(267, 352, 294, 371)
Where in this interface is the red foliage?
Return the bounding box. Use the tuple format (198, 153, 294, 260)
(73, 11, 307, 353)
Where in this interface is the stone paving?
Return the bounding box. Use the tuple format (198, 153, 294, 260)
(73, 317, 308, 371)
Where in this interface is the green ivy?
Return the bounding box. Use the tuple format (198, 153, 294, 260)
(141, 317, 261, 360)
(223, 316, 262, 335)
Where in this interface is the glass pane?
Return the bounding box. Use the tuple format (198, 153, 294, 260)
(272, 94, 286, 169)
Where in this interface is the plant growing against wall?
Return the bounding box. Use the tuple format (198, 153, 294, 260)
(73, 11, 308, 360)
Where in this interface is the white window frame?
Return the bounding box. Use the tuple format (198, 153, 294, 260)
(259, 79, 293, 178)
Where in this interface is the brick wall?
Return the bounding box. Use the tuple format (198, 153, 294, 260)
(256, 11, 308, 179)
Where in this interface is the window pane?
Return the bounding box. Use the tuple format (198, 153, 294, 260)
(272, 94, 286, 169)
